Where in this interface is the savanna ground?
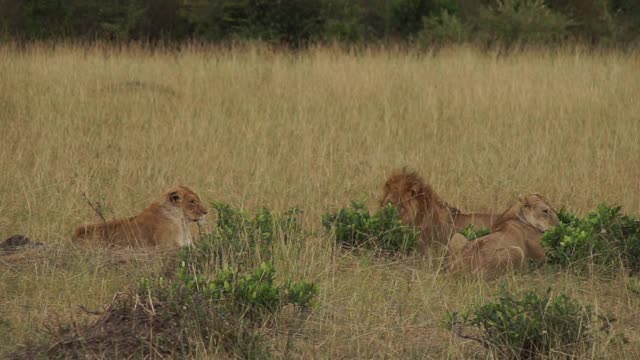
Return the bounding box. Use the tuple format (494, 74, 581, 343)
(1, 43, 639, 358)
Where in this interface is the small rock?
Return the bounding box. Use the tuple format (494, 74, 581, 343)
(1, 235, 45, 254)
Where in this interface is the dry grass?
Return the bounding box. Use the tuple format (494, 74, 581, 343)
(1, 43, 639, 358)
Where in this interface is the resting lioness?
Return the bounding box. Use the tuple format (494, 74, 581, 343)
(73, 186, 208, 247)
(447, 193, 559, 277)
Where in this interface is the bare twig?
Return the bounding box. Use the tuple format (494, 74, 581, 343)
(451, 324, 491, 349)
(81, 192, 107, 226)
(77, 305, 104, 316)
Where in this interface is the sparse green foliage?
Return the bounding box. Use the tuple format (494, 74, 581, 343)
(322, 1, 368, 43)
(461, 224, 491, 240)
(130, 261, 316, 358)
(181, 202, 304, 271)
(476, 0, 571, 47)
(286, 281, 318, 309)
(322, 201, 418, 253)
(419, 9, 468, 47)
(446, 288, 600, 359)
(13, 260, 317, 359)
(542, 204, 640, 274)
(145, 261, 317, 319)
(388, 0, 458, 38)
(179, 0, 326, 47)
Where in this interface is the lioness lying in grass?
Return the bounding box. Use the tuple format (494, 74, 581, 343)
(447, 193, 559, 277)
(73, 186, 208, 248)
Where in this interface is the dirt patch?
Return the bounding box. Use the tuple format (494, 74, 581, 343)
(8, 293, 184, 359)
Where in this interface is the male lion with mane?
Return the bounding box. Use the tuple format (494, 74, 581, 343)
(380, 168, 497, 252)
(73, 185, 208, 248)
(447, 193, 559, 277)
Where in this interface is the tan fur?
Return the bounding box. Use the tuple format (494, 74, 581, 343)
(380, 169, 496, 252)
(451, 212, 497, 232)
(447, 193, 560, 277)
(72, 186, 208, 248)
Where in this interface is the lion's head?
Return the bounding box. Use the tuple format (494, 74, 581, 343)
(380, 169, 454, 248)
(380, 170, 427, 226)
(494, 193, 559, 233)
(517, 193, 560, 232)
(165, 186, 208, 223)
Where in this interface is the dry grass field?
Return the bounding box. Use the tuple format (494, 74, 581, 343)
(1, 43, 639, 358)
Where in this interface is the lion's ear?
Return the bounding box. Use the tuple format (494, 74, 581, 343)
(169, 191, 182, 204)
(518, 194, 529, 206)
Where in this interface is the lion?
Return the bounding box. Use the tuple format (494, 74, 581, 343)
(72, 185, 208, 248)
(380, 169, 496, 252)
(447, 193, 559, 277)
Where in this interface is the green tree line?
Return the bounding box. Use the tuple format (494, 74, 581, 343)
(0, 0, 638, 47)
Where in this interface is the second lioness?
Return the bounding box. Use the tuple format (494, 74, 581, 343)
(447, 193, 559, 277)
(73, 185, 208, 247)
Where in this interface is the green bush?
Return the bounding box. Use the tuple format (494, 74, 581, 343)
(322, 201, 418, 253)
(145, 203, 316, 356)
(12, 260, 317, 359)
(119, 262, 316, 358)
(322, 1, 368, 43)
(476, 0, 572, 47)
(460, 224, 491, 240)
(180, 0, 326, 47)
(145, 261, 317, 319)
(183, 202, 304, 272)
(445, 288, 600, 359)
(418, 10, 469, 47)
(387, 0, 458, 38)
(542, 204, 640, 274)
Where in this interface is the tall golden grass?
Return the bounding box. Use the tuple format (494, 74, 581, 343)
(1, 43, 639, 358)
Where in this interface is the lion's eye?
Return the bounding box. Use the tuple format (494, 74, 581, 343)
(543, 209, 550, 215)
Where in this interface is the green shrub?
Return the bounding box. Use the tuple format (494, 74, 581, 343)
(11, 260, 317, 359)
(418, 10, 469, 47)
(183, 202, 304, 272)
(322, 201, 418, 253)
(460, 224, 491, 240)
(136, 262, 316, 357)
(542, 204, 640, 274)
(180, 0, 326, 47)
(147, 261, 317, 319)
(388, 0, 458, 38)
(322, 1, 368, 43)
(445, 288, 600, 359)
(476, 0, 571, 47)
(133, 255, 316, 358)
